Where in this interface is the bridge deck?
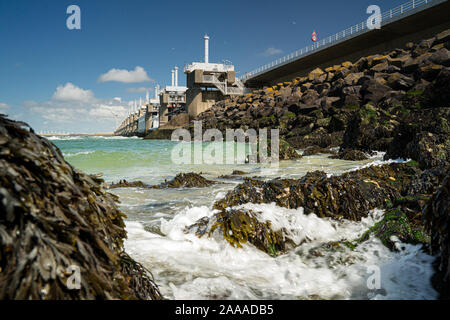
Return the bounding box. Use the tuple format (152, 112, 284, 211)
(243, 0, 450, 88)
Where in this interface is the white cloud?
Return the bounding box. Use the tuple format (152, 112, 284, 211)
(98, 66, 152, 83)
(52, 83, 95, 102)
(127, 87, 151, 93)
(0, 102, 11, 112)
(261, 47, 283, 57)
(16, 84, 136, 132)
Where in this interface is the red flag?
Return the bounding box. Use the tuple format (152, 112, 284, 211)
(312, 30, 317, 42)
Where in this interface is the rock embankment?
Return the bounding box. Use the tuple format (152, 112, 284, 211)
(195, 29, 450, 168)
(0, 115, 162, 300)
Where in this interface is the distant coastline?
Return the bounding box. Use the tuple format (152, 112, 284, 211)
(40, 132, 115, 137)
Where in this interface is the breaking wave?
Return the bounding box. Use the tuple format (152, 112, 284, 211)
(124, 204, 437, 300)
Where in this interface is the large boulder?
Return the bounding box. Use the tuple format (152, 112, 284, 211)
(153, 173, 218, 188)
(0, 115, 162, 300)
(341, 104, 396, 152)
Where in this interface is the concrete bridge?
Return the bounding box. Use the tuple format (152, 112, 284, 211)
(241, 0, 450, 88)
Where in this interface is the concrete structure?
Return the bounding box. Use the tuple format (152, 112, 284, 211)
(159, 67, 187, 126)
(241, 0, 450, 87)
(184, 35, 249, 118)
(114, 86, 161, 136)
(115, 0, 450, 136)
(146, 85, 160, 131)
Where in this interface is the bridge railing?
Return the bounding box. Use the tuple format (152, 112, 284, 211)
(239, 0, 444, 81)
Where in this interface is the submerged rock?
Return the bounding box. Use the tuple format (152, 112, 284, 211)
(153, 172, 217, 188)
(0, 115, 162, 300)
(188, 209, 291, 256)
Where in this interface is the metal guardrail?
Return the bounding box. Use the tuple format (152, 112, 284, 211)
(239, 0, 446, 81)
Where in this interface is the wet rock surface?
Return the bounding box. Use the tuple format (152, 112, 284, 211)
(187, 209, 291, 256)
(108, 180, 151, 189)
(356, 204, 429, 251)
(249, 138, 302, 162)
(0, 115, 162, 300)
(153, 172, 218, 188)
(302, 146, 337, 156)
(384, 107, 450, 169)
(189, 162, 447, 259)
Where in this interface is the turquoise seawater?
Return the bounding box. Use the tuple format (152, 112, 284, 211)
(50, 136, 438, 300)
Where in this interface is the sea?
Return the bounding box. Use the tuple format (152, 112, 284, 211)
(49, 135, 438, 300)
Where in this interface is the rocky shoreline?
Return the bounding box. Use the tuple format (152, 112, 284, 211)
(161, 29, 449, 298)
(193, 29, 450, 168)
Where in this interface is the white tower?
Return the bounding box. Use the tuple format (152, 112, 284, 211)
(204, 34, 209, 64)
(171, 69, 175, 86)
(145, 90, 149, 103)
(174, 66, 179, 87)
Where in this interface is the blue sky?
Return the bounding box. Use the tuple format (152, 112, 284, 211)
(0, 0, 404, 133)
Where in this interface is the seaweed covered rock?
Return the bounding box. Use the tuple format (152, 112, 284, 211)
(385, 108, 450, 169)
(340, 104, 398, 152)
(187, 209, 290, 256)
(357, 207, 429, 251)
(302, 146, 337, 156)
(278, 139, 302, 160)
(188, 164, 446, 256)
(108, 180, 151, 189)
(214, 163, 421, 221)
(0, 115, 162, 300)
(423, 172, 450, 299)
(248, 138, 301, 162)
(153, 172, 217, 188)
